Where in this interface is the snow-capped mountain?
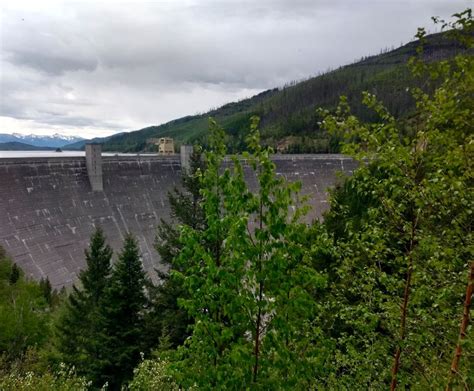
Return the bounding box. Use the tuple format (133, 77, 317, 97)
(0, 133, 85, 148)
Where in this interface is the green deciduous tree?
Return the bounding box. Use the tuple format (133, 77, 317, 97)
(0, 283, 49, 365)
(318, 9, 473, 389)
(0, 363, 89, 391)
(0, 254, 59, 376)
(0, 255, 50, 364)
(0, 247, 67, 377)
(170, 117, 322, 389)
(128, 358, 180, 391)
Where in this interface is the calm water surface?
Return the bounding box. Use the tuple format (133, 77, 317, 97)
(0, 151, 160, 158)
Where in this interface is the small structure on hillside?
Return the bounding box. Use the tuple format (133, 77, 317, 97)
(147, 137, 175, 155)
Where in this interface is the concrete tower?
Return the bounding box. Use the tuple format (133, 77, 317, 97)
(180, 145, 193, 172)
(85, 143, 103, 191)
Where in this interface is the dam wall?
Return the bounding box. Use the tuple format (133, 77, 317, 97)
(0, 152, 357, 287)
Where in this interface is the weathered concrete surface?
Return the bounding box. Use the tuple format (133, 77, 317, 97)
(264, 155, 356, 221)
(85, 144, 103, 191)
(0, 154, 356, 287)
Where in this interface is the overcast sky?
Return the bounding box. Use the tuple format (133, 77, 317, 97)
(0, 0, 470, 138)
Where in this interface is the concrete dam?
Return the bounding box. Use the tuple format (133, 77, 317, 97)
(0, 146, 357, 288)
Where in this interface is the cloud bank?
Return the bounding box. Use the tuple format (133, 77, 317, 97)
(0, 0, 470, 137)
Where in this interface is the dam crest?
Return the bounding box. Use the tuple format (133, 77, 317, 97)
(0, 146, 356, 287)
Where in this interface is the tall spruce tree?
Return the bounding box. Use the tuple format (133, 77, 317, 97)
(95, 233, 148, 390)
(39, 277, 53, 306)
(56, 227, 112, 377)
(9, 263, 20, 285)
(147, 147, 206, 348)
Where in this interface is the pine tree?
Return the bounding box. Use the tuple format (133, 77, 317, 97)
(9, 263, 20, 285)
(96, 234, 148, 390)
(56, 227, 112, 377)
(39, 277, 52, 306)
(155, 146, 206, 265)
(147, 147, 206, 348)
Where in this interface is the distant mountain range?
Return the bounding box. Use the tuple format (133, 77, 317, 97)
(0, 133, 123, 151)
(0, 133, 84, 149)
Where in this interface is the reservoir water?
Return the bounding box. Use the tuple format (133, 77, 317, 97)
(0, 151, 160, 158)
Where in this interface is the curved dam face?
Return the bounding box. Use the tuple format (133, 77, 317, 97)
(0, 151, 357, 288)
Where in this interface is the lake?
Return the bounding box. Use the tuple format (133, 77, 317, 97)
(0, 151, 160, 158)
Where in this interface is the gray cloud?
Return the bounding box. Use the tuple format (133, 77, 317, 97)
(0, 0, 471, 137)
(6, 50, 98, 75)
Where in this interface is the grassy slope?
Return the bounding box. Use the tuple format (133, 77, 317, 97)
(103, 32, 466, 153)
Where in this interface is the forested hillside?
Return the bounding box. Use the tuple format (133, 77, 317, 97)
(102, 31, 468, 153)
(0, 142, 55, 151)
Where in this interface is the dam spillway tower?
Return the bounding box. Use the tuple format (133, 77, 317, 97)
(85, 143, 103, 191)
(180, 145, 193, 172)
